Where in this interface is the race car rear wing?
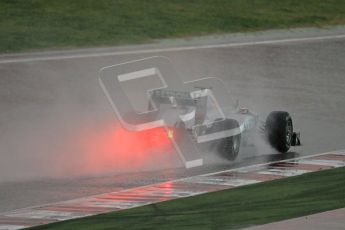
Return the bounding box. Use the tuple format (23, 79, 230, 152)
(149, 88, 209, 125)
(149, 89, 195, 107)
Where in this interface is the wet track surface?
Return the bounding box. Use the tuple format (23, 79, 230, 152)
(1, 151, 344, 229)
(0, 153, 298, 213)
(1, 29, 345, 213)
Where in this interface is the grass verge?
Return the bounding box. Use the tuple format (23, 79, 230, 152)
(1, 0, 345, 53)
(29, 167, 345, 230)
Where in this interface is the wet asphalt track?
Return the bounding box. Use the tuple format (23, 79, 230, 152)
(1, 28, 345, 213)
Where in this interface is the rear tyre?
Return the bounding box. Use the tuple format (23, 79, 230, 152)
(216, 119, 241, 161)
(265, 111, 293, 153)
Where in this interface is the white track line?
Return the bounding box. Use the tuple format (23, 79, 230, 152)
(184, 149, 345, 179)
(0, 225, 25, 230)
(0, 34, 345, 64)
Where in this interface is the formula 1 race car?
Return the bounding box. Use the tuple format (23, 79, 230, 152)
(99, 56, 301, 168)
(149, 88, 301, 162)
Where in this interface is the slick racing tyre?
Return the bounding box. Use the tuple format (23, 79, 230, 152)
(265, 111, 293, 153)
(216, 119, 241, 161)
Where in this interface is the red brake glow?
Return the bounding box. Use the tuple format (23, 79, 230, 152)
(72, 124, 176, 174)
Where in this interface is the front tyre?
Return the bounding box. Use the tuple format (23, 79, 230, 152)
(265, 111, 293, 153)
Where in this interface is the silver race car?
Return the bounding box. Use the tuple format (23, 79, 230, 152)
(99, 56, 301, 167)
(149, 87, 301, 161)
